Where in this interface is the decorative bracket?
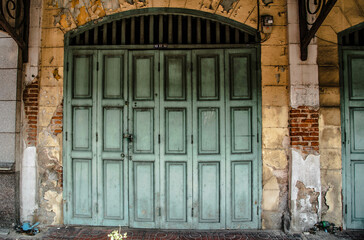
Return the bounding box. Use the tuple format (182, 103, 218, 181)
(0, 0, 30, 62)
(298, 0, 337, 61)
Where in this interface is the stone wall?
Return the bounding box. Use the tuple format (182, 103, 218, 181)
(317, 0, 364, 226)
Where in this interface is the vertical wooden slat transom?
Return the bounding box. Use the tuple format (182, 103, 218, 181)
(69, 14, 257, 46)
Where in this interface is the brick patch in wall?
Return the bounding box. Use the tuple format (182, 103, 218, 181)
(50, 101, 63, 136)
(289, 106, 319, 154)
(23, 78, 39, 146)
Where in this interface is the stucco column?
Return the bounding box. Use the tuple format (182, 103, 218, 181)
(287, 0, 321, 232)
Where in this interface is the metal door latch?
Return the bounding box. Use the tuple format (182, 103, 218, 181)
(123, 134, 134, 142)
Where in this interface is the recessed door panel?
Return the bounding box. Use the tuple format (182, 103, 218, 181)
(351, 108, 364, 152)
(103, 108, 123, 152)
(349, 57, 364, 100)
(197, 55, 219, 100)
(198, 162, 220, 223)
(73, 55, 92, 98)
(133, 109, 154, 154)
(73, 159, 93, 218)
(230, 55, 250, 99)
(103, 160, 124, 219)
(165, 56, 186, 101)
(166, 162, 187, 222)
(198, 108, 220, 154)
(134, 162, 155, 222)
(133, 56, 154, 101)
(104, 55, 123, 99)
(72, 107, 92, 151)
(231, 162, 252, 221)
(231, 108, 252, 153)
(165, 109, 186, 154)
(353, 162, 364, 219)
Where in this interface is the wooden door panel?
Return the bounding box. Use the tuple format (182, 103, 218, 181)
(198, 108, 220, 154)
(349, 57, 364, 100)
(198, 162, 220, 223)
(129, 50, 160, 228)
(231, 108, 252, 153)
(72, 159, 93, 218)
(73, 55, 92, 98)
(165, 56, 186, 101)
(192, 49, 226, 229)
(225, 49, 258, 229)
(72, 107, 92, 151)
(352, 162, 364, 220)
(165, 162, 187, 222)
(133, 109, 154, 154)
(103, 55, 124, 99)
(197, 55, 219, 100)
(65, 50, 98, 225)
(134, 162, 155, 222)
(103, 160, 124, 220)
(229, 54, 250, 100)
(160, 51, 193, 229)
(231, 162, 252, 221)
(97, 50, 129, 226)
(165, 108, 187, 154)
(133, 56, 154, 101)
(103, 108, 123, 152)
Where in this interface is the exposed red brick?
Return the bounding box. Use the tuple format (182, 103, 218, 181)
(23, 78, 40, 146)
(290, 106, 319, 154)
(50, 101, 63, 136)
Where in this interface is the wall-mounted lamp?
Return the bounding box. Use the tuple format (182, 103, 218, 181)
(261, 15, 274, 33)
(262, 0, 274, 5)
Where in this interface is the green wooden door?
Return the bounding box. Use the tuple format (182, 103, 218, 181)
(65, 48, 260, 229)
(64, 49, 129, 226)
(128, 50, 160, 228)
(343, 50, 364, 229)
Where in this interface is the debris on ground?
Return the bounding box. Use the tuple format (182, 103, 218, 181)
(14, 221, 40, 235)
(309, 221, 342, 235)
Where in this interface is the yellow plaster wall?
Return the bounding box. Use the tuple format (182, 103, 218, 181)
(38, 0, 290, 227)
(317, 0, 364, 226)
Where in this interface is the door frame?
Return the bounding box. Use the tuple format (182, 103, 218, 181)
(339, 22, 364, 229)
(63, 8, 262, 229)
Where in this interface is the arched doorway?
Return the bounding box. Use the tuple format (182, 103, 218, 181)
(339, 22, 364, 229)
(63, 8, 261, 229)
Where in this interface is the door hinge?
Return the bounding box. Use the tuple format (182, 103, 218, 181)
(158, 134, 161, 144)
(96, 203, 99, 213)
(65, 201, 68, 211)
(257, 130, 259, 143)
(345, 204, 347, 214)
(190, 62, 193, 72)
(158, 62, 160, 72)
(343, 132, 346, 144)
(96, 133, 98, 142)
(191, 207, 194, 217)
(191, 135, 193, 144)
(66, 62, 69, 72)
(158, 207, 161, 216)
(129, 155, 132, 161)
(257, 205, 259, 215)
(65, 132, 68, 141)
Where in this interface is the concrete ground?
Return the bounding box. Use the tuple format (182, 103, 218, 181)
(0, 227, 364, 240)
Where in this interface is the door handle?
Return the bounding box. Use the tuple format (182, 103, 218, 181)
(123, 134, 134, 142)
(121, 153, 125, 159)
